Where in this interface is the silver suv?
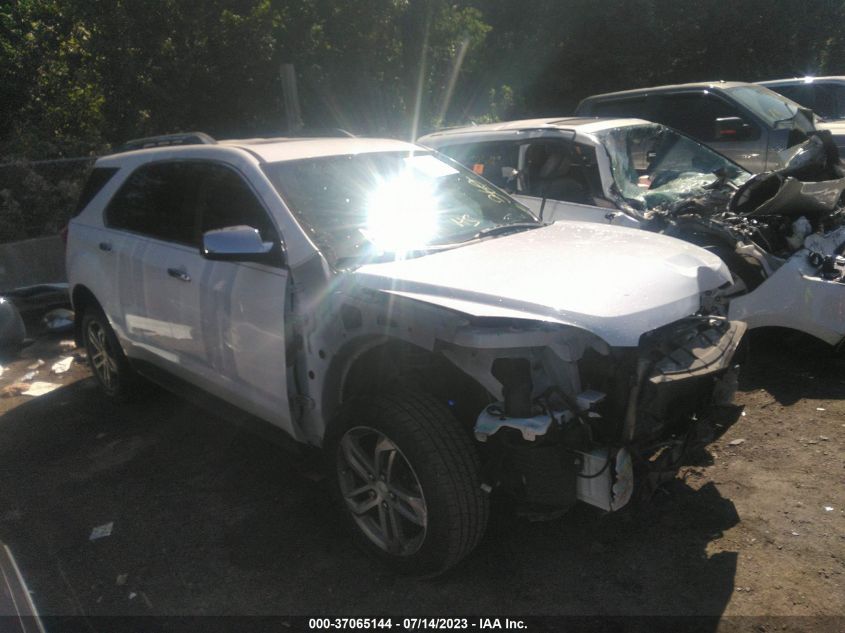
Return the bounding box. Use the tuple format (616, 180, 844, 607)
(576, 81, 831, 172)
(67, 133, 745, 575)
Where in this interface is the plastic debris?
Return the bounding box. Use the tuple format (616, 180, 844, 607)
(824, 506, 834, 512)
(51, 357, 73, 374)
(43, 308, 74, 333)
(819, 436, 829, 441)
(21, 381, 60, 396)
(116, 574, 127, 586)
(59, 340, 76, 352)
(741, 411, 746, 417)
(22, 371, 37, 381)
(89, 522, 114, 541)
(816, 407, 826, 411)
(128, 592, 137, 600)
(791, 531, 800, 536)
(26, 360, 44, 370)
(1, 383, 28, 398)
(728, 438, 746, 446)
(0, 364, 4, 378)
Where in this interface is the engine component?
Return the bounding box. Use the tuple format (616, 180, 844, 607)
(491, 357, 533, 417)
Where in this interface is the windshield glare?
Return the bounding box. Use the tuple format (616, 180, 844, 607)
(726, 84, 799, 125)
(263, 151, 537, 266)
(596, 124, 751, 210)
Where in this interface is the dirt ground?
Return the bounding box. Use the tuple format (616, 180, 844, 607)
(0, 328, 842, 631)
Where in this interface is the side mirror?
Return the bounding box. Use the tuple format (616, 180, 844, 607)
(201, 225, 277, 264)
(714, 116, 754, 141)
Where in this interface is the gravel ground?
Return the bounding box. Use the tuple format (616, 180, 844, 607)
(0, 329, 842, 632)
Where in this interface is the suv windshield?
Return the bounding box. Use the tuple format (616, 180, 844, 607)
(725, 84, 799, 125)
(595, 124, 751, 210)
(263, 151, 537, 266)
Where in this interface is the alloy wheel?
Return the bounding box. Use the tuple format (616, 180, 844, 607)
(87, 319, 119, 391)
(337, 426, 428, 556)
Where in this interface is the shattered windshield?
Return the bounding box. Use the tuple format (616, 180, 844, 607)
(263, 151, 537, 266)
(595, 124, 751, 210)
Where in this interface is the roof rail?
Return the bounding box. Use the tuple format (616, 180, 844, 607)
(115, 132, 216, 154)
(289, 127, 356, 138)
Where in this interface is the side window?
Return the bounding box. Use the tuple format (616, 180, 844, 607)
(105, 162, 197, 244)
(521, 140, 597, 205)
(193, 164, 277, 242)
(655, 93, 759, 142)
(73, 167, 119, 217)
(438, 142, 519, 189)
(774, 84, 814, 110)
(591, 98, 649, 119)
(813, 84, 845, 119)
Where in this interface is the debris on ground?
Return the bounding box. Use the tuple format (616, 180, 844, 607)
(43, 308, 74, 333)
(824, 506, 834, 512)
(729, 438, 746, 446)
(26, 360, 44, 370)
(22, 371, 38, 381)
(89, 522, 114, 541)
(116, 574, 127, 586)
(1, 383, 29, 398)
(50, 357, 73, 374)
(22, 381, 61, 396)
(59, 340, 76, 352)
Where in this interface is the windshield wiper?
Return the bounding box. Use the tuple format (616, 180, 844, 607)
(469, 222, 543, 240)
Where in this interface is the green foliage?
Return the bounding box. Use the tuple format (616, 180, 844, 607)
(2, 1, 845, 157)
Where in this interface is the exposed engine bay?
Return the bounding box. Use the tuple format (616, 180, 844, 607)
(444, 316, 745, 515)
(646, 132, 845, 292)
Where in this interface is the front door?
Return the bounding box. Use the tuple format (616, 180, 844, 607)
(188, 162, 293, 435)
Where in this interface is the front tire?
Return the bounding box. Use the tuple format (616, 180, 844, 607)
(328, 390, 488, 576)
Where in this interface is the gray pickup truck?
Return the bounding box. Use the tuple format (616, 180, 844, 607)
(576, 81, 845, 172)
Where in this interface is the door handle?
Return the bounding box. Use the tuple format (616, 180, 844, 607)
(167, 267, 191, 282)
(98, 241, 112, 252)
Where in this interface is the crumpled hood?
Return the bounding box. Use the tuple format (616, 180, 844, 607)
(352, 222, 731, 346)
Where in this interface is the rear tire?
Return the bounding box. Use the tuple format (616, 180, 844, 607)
(81, 307, 139, 400)
(327, 390, 488, 576)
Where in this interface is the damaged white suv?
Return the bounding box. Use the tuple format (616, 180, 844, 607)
(67, 133, 745, 575)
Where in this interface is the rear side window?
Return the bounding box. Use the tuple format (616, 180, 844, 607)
(73, 167, 118, 217)
(438, 142, 520, 189)
(590, 97, 649, 119)
(105, 162, 197, 245)
(193, 163, 277, 241)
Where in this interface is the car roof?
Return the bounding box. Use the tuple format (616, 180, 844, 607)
(758, 76, 845, 86)
(98, 137, 421, 166)
(418, 117, 649, 143)
(580, 80, 751, 102)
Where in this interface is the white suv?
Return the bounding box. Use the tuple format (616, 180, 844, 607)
(67, 133, 745, 575)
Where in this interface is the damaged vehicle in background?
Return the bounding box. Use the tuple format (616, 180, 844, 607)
(419, 119, 845, 349)
(67, 134, 745, 575)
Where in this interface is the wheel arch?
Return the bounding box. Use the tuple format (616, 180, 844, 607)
(320, 335, 492, 433)
(70, 284, 103, 348)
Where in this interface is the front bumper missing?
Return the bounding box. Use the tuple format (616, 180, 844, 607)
(625, 318, 747, 442)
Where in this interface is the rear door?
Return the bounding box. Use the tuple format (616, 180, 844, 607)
(104, 161, 204, 370)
